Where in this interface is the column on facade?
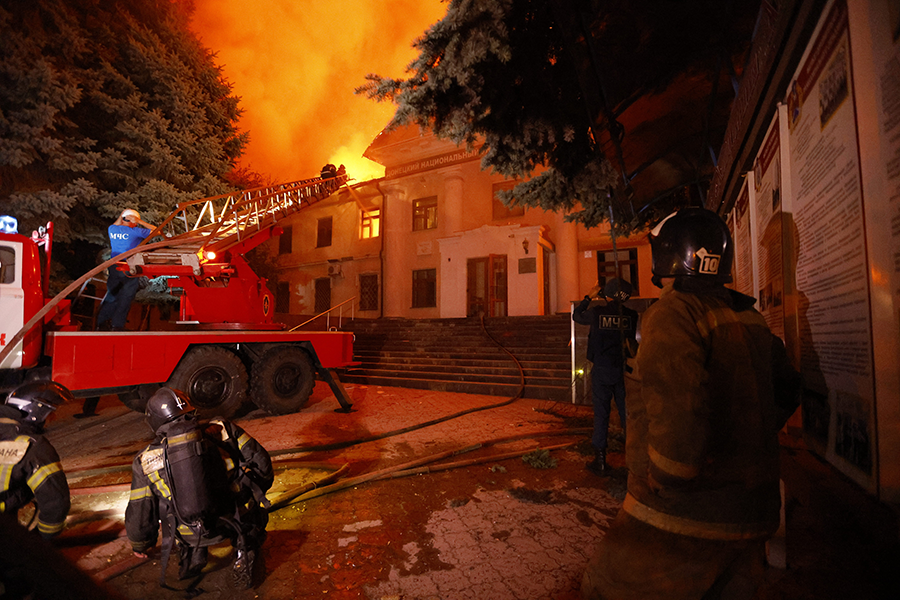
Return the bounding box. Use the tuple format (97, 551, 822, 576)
(380, 183, 406, 317)
(555, 210, 580, 314)
(442, 170, 464, 234)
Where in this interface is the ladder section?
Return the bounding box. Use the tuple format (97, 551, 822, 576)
(128, 174, 347, 276)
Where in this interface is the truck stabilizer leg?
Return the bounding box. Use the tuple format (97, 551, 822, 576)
(317, 367, 353, 413)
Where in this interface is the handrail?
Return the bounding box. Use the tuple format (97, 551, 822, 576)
(290, 297, 356, 331)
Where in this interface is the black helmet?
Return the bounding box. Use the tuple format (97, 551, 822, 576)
(603, 278, 632, 302)
(145, 387, 194, 432)
(4, 381, 74, 428)
(649, 207, 733, 286)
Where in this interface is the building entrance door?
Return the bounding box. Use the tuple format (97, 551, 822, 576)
(466, 254, 507, 317)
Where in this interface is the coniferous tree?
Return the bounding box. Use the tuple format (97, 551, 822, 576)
(0, 0, 247, 247)
(359, 0, 624, 230)
(359, 0, 756, 234)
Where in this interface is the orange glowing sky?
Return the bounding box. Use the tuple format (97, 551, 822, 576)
(190, 0, 448, 184)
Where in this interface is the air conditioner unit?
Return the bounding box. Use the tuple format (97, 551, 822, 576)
(327, 264, 343, 277)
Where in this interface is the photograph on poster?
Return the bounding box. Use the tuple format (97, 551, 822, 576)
(835, 391, 873, 475)
(788, 80, 803, 131)
(819, 42, 849, 129)
(803, 386, 830, 445)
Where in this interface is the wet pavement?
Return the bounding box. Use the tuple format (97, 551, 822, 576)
(34, 381, 900, 599)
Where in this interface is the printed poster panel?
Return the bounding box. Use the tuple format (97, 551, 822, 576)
(786, 0, 875, 485)
(753, 116, 785, 340)
(868, 0, 900, 501)
(732, 182, 754, 297)
(874, 1, 900, 343)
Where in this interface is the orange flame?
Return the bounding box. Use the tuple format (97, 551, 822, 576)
(189, 0, 446, 183)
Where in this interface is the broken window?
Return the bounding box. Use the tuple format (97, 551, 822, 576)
(317, 216, 333, 248)
(275, 281, 290, 313)
(278, 225, 293, 254)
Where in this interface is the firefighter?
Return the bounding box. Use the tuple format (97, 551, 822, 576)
(96, 208, 155, 331)
(125, 387, 273, 589)
(582, 208, 801, 600)
(573, 277, 638, 475)
(0, 381, 73, 539)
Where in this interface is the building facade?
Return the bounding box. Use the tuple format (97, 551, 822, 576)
(261, 125, 658, 325)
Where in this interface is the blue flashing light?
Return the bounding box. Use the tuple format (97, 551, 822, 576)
(0, 215, 18, 234)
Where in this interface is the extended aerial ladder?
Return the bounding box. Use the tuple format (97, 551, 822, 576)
(1, 172, 355, 417)
(123, 173, 348, 327)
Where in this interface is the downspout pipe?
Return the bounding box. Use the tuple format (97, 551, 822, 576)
(375, 180, 386, 318)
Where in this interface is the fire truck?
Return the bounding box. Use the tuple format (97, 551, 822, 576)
(0, 174, 355, 418)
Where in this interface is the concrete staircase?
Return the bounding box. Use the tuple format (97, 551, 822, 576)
(339, 315, 573, 401)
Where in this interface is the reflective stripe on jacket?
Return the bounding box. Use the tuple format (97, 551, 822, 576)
(125, 418, 273, 552)
(625, 281, 797, 541)
(0, 410, 70, 537)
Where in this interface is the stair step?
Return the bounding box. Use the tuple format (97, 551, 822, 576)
(352, 349, 568, 361)
(339, 372, 570, 402)
(348, 363, 568, 379)
(352, 355, 568, 369)
(341, 316, 572, 401)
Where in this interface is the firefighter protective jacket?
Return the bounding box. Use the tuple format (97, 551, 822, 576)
(625, 281, 800, 541)
(125, 418, 273, 553)
(0, 405, 70, 537)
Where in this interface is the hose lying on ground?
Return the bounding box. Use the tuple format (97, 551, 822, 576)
(270, 428, 591, 509)
(74, 431, 584, 581)
(64, 312, 538, 479)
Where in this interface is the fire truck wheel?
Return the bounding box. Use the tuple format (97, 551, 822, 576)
(167, 346, 249, 419)
(250, 346, 315, 415)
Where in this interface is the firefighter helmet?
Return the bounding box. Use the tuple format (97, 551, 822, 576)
(603, 278, 633, 302)
(649, 207, 733, 285)
(4, 381, 74, 427)
(120, 208, 141, 223)
(146, 387, 194, 432)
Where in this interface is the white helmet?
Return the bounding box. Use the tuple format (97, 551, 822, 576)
(121, 209, 141, 222)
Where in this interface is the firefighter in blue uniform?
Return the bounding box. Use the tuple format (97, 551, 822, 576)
(0, 381, 73, 538)
(573, 278, 638, 475)
(96, 208, 154, 331)
(125, 387, 273, 589)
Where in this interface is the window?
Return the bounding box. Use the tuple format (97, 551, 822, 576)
(314, 277, 331, 313)
(275, 281, 290, 313)
(412, 268, 436, 308)
(278, 226, 293, 254)
(360, 209, 380, 239)
(597, 248, 639, 296)
(317, 216, 333, 248)
(0, 246, 16, 284)
(492, 182, 525, 220)
(413, 196, 437, 231)
(359, 273, 379, 311)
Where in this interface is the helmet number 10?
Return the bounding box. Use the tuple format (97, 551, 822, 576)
(696, 248, 721, 276)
